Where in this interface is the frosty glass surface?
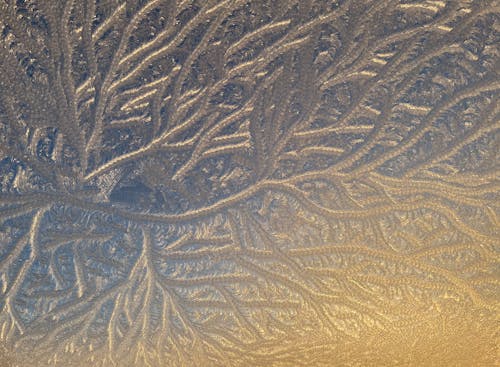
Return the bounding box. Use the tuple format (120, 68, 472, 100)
(0, 1, 498, 366)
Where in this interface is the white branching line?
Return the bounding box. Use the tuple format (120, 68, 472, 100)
(1, 208, 46, 337)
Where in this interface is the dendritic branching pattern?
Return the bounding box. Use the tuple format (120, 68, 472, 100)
(0, 0, 499, 366)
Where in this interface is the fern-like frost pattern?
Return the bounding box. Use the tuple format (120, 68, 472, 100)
(0, 0, 499, 366)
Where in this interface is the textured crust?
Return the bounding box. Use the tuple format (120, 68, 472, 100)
(0, 1, 498, 366)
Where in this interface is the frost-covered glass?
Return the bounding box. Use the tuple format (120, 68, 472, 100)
(0, 1, 498, 366)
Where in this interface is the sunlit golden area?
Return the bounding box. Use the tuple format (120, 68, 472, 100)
(0, 0, 498, 366)
(2, 304, 499, 366)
